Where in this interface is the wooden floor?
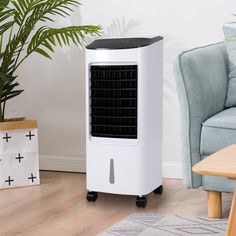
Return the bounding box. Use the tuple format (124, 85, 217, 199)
(0, 171, 232, 236)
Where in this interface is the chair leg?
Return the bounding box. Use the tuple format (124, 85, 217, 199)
(208, 191, 222, 218)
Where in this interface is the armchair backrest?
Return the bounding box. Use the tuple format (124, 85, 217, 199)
(174, 43, 228, 188)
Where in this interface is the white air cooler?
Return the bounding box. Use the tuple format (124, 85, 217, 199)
(85, 37, 163, 207)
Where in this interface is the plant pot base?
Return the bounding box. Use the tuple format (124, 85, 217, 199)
(0, 119, 40, 189)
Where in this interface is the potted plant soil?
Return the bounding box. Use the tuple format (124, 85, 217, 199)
(0, 0, 101, 189)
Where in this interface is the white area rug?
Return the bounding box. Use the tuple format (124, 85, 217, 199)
(100, 213, 227, 236)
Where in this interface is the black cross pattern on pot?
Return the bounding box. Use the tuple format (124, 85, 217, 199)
(5, 176, 14, 186)
(25, 131, 35, 140)
(15, 153, 24, 163)
(3, 133, 11, 143)
(28, 173, 37, 183)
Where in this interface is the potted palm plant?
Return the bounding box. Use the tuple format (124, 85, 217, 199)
(0, 0, 101, 189)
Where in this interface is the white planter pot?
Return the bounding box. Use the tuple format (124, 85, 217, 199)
(0, 119, 40, 189)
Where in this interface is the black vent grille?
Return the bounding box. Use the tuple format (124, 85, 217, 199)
(90, 65, 138, 139)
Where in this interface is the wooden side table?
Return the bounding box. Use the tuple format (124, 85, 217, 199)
(193, 144, 236, 236)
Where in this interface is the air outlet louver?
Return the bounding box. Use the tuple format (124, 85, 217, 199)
(90, 65, 138, 139)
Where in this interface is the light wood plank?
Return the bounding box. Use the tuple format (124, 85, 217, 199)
(0, 119, 37, 131)
(208, 191, 222, 218)
(192, 144, 236, 179)
(0, 171, 230, 236)
(226, 189, 236, 236)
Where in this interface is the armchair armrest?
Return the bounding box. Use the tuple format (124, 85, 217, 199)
(174, 42, 228, 188)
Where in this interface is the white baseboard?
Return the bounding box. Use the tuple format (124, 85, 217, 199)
(163, 162, 183, 179)
(39, 155, 183, 179)
(39, 155, 86, 173)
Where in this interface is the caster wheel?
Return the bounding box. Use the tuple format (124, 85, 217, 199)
(87, 191, 98, 202)
(136, 196, 147, 208)
(153, 185, 163, 195)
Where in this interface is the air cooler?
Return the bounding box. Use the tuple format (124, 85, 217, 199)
(85, 37, 163, 207)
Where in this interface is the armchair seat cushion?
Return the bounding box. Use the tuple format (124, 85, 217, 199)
(201, 108, 236, 156)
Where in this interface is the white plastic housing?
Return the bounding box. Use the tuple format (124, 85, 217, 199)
(86, 39, 163, 196)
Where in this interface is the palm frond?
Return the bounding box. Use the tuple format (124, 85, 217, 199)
(11, 0, 42, 25)
(0, 8, 16, 65)
(0, 0, 101, 121)
(0, 0, 10, 12)
(0, 21, 14, 35)
(27, 25, 101, 59)
(0, 72, 23, 103)
(0, 9, 15, 38)
(32, 0, 80, 22)
(4, 0, 83, 71)
(1, 34, 23, 73)
(0, 9, 14, 23)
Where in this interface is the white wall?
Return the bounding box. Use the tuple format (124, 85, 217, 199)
(6, 0, 236, 178)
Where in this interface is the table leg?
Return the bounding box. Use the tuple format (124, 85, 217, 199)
(208, 191, 222, 218)
(226, 189, 236, 236)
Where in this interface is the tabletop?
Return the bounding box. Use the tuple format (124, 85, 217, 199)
(192, 144, 236, 179)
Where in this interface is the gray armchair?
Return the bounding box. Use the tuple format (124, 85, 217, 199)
(174, 42, 236, 218)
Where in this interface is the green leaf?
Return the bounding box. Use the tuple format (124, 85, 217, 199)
(27, 25, 102, 59)
(2, 82, 20, 97)
(32, 0, 81, 23)
(11, 0, 43, 26)
(34, 48, 52, 59)
(12, 0, 24, 21)
(0, 0, 10, 12)
(0, 9, 15, 23)
(1, 90, 24, 102)
(0, 72, 22, 103)
(42, 40, 54, 52)
(0, 21, 14, 35)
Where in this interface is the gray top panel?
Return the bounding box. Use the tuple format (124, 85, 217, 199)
(86, 36, 163, 50)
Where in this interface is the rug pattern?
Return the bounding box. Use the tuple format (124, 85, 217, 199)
(100, 213, 227, 236)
